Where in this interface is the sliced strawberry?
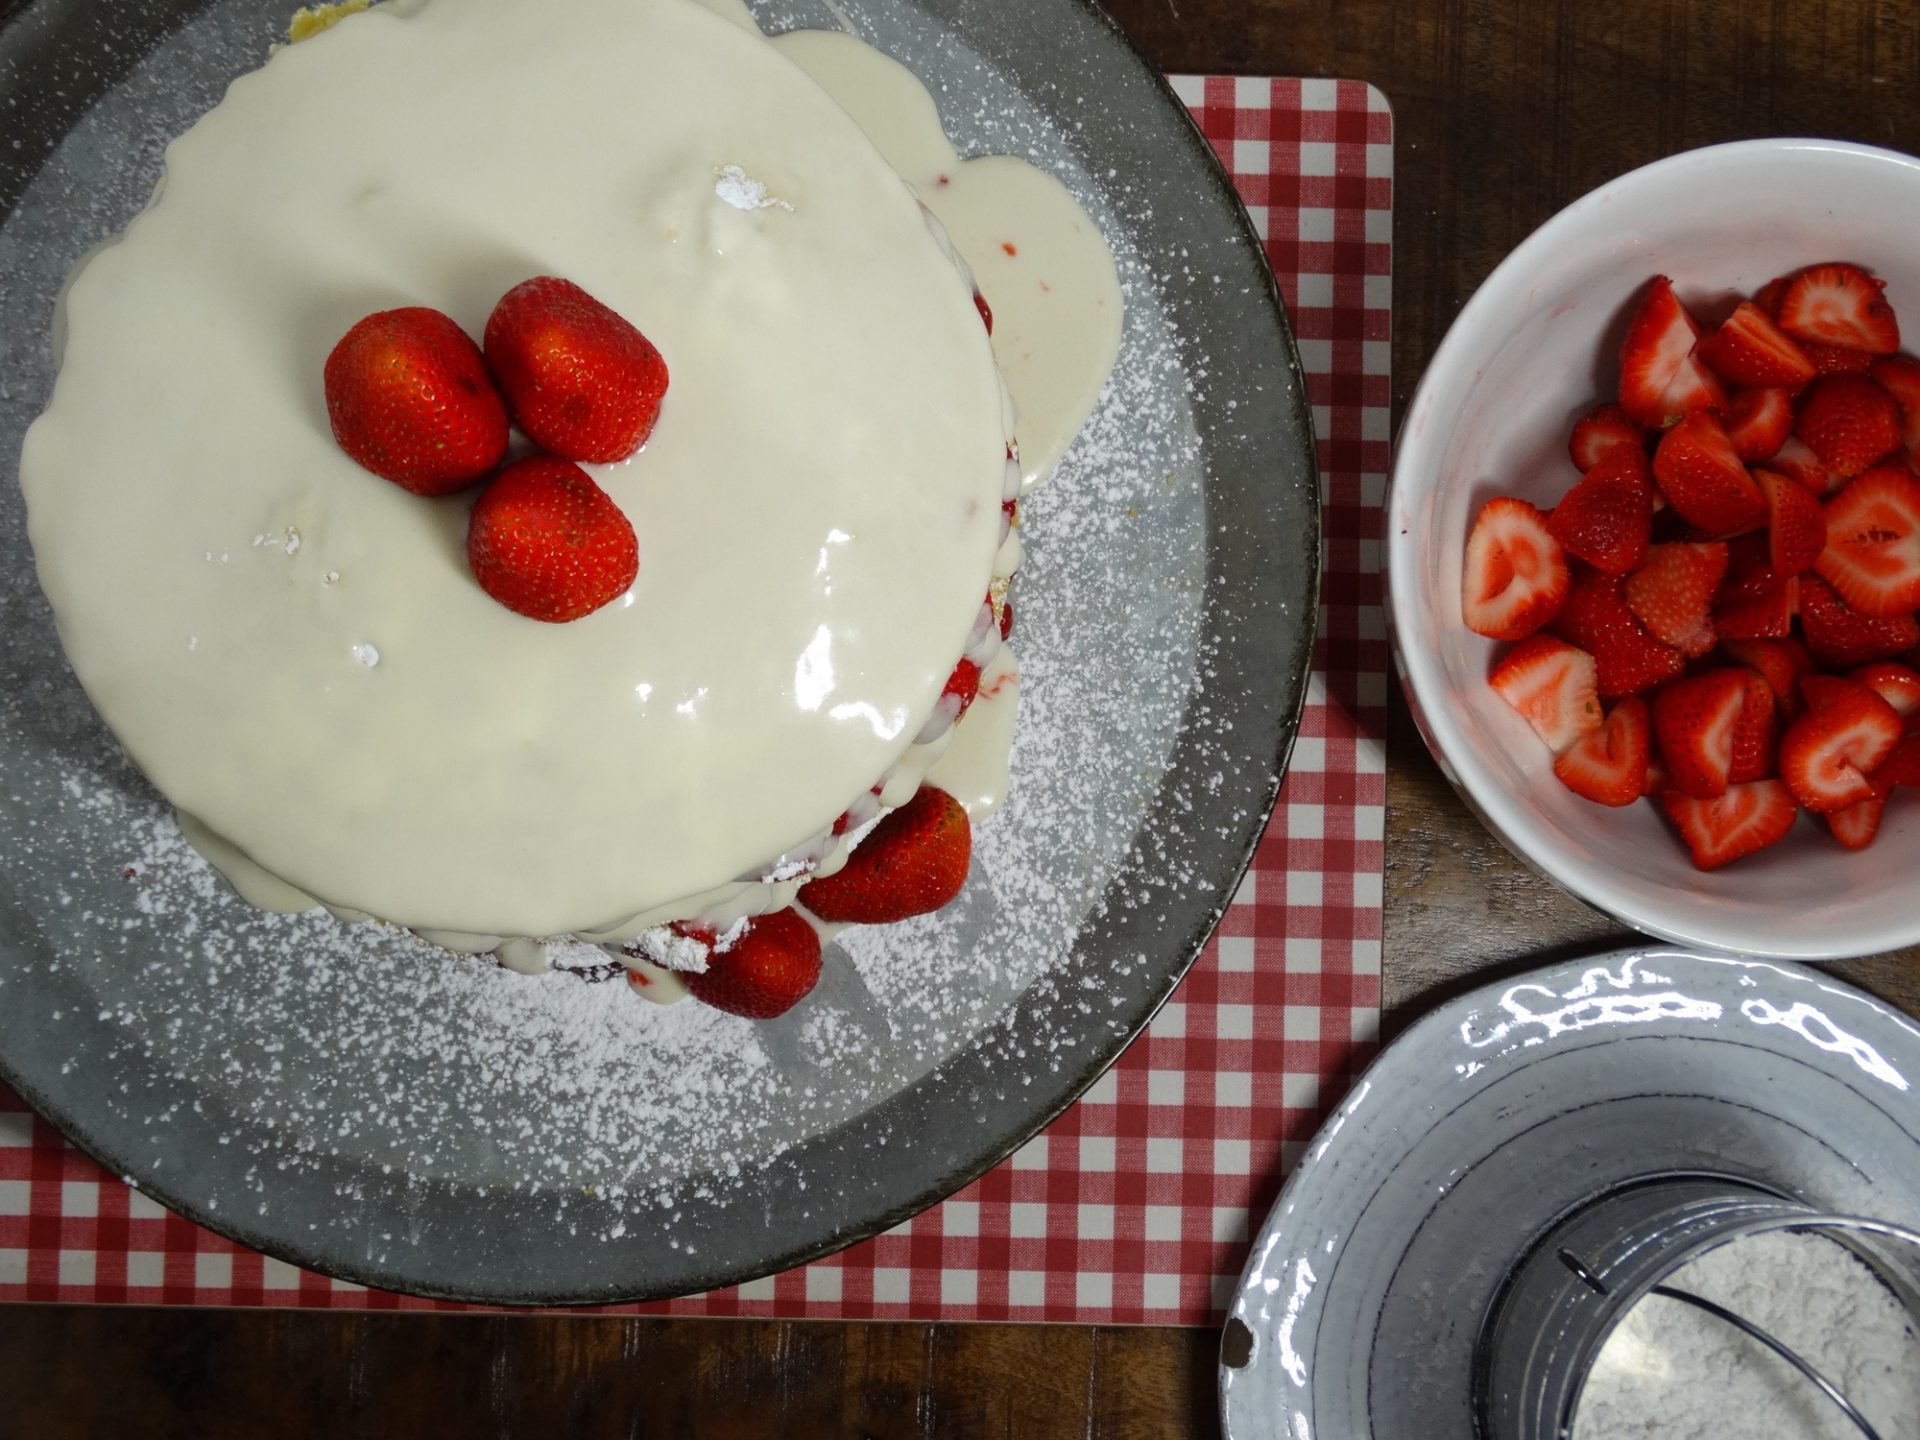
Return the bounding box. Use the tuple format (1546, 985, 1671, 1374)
(1553, 696, 1650, 806)
(1794, 375, 1902, 479)
(1569, 403, 1646, 473)
(1803, 342, 1878, 377)
(1551, 567, 1687, 698)
(1826, 776, 1891, 850)
(1651, 668, 1750, 798)
(1757, 469, 1827, 577)
(1653, 412, 1766, 536)
(1489, 635, 1603, 753)
(1463, 497, 1571, 640)
(1619, 276, 1727, 427)
(1722, 388, 1794, 462)
(1623, 541, 1728, 657)
(1870, 354, 1920, 469)
(1713, 577, 1797, 639)
(1660, 780, 1799, 871)
(1722, 637, 1815, 720)
(1697, 303, 1816, 391)
(1728, 668, 1778, 783)
(1776, 263, 1900, 355)
(1799, 573, 1920, 666)
(1752, 274, 1791, 319)
(1643, 751, 1670, 798)
(1799, 673, 1865, 713)
(1767, 435, 1841, 498)
(1548, 451, 1653, 575)
(1879, 733, 1920, 787)
(1779, 677, 1902, 812)
(1815, 465, 1920, 617)
(1848, 661, 1920, 725)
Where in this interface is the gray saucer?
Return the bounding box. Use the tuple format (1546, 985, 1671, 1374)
(1219, 948, 1920, 1439)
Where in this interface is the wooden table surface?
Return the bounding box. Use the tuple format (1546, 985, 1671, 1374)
(6, 0, 1920, 1434)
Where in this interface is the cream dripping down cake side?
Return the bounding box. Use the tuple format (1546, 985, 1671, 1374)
(18, 0, 1121, 1020)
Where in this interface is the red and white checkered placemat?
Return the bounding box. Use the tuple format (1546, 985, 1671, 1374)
(0, 76, 1391, 1324)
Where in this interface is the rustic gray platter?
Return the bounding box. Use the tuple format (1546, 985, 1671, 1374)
(0, 0, 1317, 1303)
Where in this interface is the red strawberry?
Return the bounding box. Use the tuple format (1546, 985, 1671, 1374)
(1753, 274, 1792, 318)
(1870, 354, 1920, 468)
(1816, 465, 1920, 617)
(973, 291, 994, 334)
(1660, 780, 1799, 871)
(323, 307, 509, 495)
(1757, 469, 1826, 577)
(1697, 302, 1816, 391)
(466, 455, 638, 622)
(484, 277, 670, 464)
(1712, 539, 1798, 640)
(1879, 732, 1920, 787)
(1618, 276, 1727, 427)
(1548, 451, 1653, 575)
(1849, 661, 1920, 726)
(1551, 567, 1687, 698)
(800, 785, 972, 924)
(1776, 263, 1900, 355)
(1463, 497, 1570, 640)
(1826, 776, 1891, 850)
(1767, 436, 1840, 498)
(943, 656, 984, 722)
(1553, 696, 1650, 806)
(672, 909, 822, 1019)
(1793, 375, 1901, 479)
(1722, 637, 1815, 720)
(1779, 677, 1901, 811)
(1643, 751, 1670, 798)
(999, 599, 1014, 641)
(1490, 636, 1603, 753)
(1802, 342, 1878, 377)
(1653, 412, 1766, 536)
(1651, 668, 1750, 798)
(1569, 403, 1646, 473)
(1728, 669, 1778, 783)
(1721, 388, 1794, 462)
(1623, 541, 1728, 657)
(1798, 574, 1920, 665)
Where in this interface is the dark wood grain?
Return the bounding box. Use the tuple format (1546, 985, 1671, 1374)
(5, 1, 1920, 1435)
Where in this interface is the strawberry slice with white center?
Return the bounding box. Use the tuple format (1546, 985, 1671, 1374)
(1870, 354, 1920, 469)
(1660, 780, 1799, 871)
(1652, 411, 1766, 536)
(1568, 403, 1645, 473)
(1849, 660, 1920, 728)
(1618, 276, 1727, 427)
(1814, 465, 1920, 617)
(1776, 263, 1900, 355)
(1757, 468, 1826, 577)
(1721, 387, 1793, 462)
(1697, 302, 1816, 391)
(1799, 573, 1920, 666)
(1623, 541, 1728, 657)
(1778, 676, 1901, 812)
(1489, 635, 1603, 754)
(1651, 668, 1750, 798)
(1553, 696, 1649, 806)
(1463, 496, 1570, 640)
(1826, 776, 1892, 850)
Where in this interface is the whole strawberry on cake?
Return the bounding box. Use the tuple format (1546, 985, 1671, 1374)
(18, 0, 1122, 1019)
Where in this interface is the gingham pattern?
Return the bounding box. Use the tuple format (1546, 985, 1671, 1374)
(0, 77, 1391, 1323)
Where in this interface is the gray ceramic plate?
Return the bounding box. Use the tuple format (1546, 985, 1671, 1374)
(1219, 948, 1920, 1439)
(0, 0, 1317, 1302)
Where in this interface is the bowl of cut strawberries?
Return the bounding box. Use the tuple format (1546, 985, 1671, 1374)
(1389, 138, 1920, 959)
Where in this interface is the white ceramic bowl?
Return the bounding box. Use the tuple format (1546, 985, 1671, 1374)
(1388, 138, 1920, 961)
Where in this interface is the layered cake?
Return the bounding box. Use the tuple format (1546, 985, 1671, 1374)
(19, 0, 1121, 1013)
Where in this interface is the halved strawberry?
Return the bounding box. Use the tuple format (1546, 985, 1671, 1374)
(1697, 302, 1816, 391)
(1753, 274, 1792, 318)
(1569, 403, 1646, 473)
(1728, 669, 1778, 783)
(1624, 541, 1728, 657)
(1722, 388, 1793, 462)
(1463, 497, 1571, 640)
(1553, 696, 1650, 806)
(1660, 780, 1799, 870)
(1879, 732, 1920, 787)
(1490, 636, 1603, 753)
(1870, 354, 1920, 469)
(1548, 451, 1653, 575)
(1826, 776, 1892, 850)
(1653, 412, 1766, 535)
(1651, 668, 1750, 798)
(1794, 375, 1902, 479)
(1799, 574, 1920, 665)
(1815, 465, 1920, 617)
(1713, 577, 1797, 639)
(1779, 677, 1902, 812)
(1767, 436, 1841, 498)
(1619, 276, 1727, 427)
(1776, 263, 1900, 355)
(1758, 469, 1826, 577)
(1849, 661, 1920, 726)
(1803, 343, 1878, 377)
(1722, 636, 1815, 719)
(1551, 567, 1687, 698)
(1643, 751, 1670, 798)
